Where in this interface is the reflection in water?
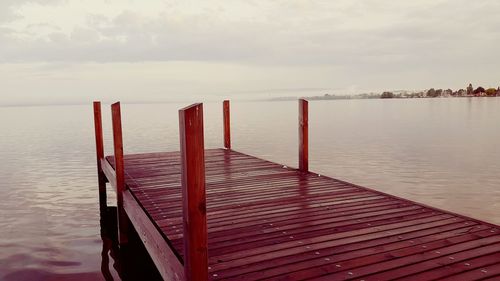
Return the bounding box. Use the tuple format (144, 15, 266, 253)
(0, 203, 162, 281)
(99, 203, 162, 281)
(1, 270, 105, 281)
(100, 205, 119, 281)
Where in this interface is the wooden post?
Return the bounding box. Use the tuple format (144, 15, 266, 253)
(299, 99, 309, 172)
(179, 103, 208, 281)
(223, 100, 231, 149)
(111, 102, 129, 245)
(93, 101, 107, 209)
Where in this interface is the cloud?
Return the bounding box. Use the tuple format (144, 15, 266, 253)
(0, 0, 63, 23)
(0, 0, 499, 69)
(1, 0, 500, 105)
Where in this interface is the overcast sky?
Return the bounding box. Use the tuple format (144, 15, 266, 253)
(1, 0, 499, 105)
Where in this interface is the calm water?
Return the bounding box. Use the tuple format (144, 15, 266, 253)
(1, 98, 499, 280)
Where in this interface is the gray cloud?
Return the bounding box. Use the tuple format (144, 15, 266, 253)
(0, 0, 499, 105)
(0, 0, 63, 23)
(0, 0, 499, 67)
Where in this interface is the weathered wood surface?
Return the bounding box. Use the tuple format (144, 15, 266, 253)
(298, 99, 308, 173)
(223, 100, 231, 149)
(123, 189, 185, 280)
(106, 148, 500, 280)
(179, 103, 209, 281)
(111, 102, 129, 244)
(93, 101, 107, 210)
(93, 101, 106, 190)
(101, 158, 117, 190)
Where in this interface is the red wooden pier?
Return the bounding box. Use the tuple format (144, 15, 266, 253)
(93, 100, 500, 281)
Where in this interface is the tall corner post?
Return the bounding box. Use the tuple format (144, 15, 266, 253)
(93, 101, 107, 208)
(299, 99, 309, 173)
(111, 102, 129, 245)
(223, 100, 231, 149)
(179, 103, 208, 281)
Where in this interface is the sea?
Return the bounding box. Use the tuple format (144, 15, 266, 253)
(1, 98, 499, 280)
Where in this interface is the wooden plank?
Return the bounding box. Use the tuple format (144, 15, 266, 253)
(99, 148, 500, 280)
(149, 193, 383, 221)
(179, 103, 208, 281)
(146, 191, 374, 220)
(402, 252, 500, 280)
(280, 228, 499, 280)
(207, 207, 428, 244)
(309, 238, 500, 281)
(164, 205, 425, 244)
(299, 99, 308, 172)
(215, 222, 478, 279)
(93, 101, 106, 191)
(439, 262, 500, 281)
(360, 240, 500, 280)
(122, 190, 184, 281)
(93, 101, 107, 211)
(223, 100, 231, 149)
(208, 215, 455, 269)
(111, 102, 129, 245)
(158, 201, 406, 239)
(152, 196, 392, 228)
(206, 207, 425, 250)
(142, 187, 375, 213)
(198, 202, 408, 234)
(101, 158, 116, 190)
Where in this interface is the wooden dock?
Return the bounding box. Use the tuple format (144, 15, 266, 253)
(93, 100, 500, 281)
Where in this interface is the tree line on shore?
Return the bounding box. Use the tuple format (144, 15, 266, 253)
(380, 84, 500, 99)
(271, 83, 500, 102)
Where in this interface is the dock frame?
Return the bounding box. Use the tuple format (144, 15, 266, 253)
(93, 100, 500, 281)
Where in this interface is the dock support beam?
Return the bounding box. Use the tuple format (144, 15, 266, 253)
(93, 101, 107, 209)
(299, 99, 309, 173)
(179, 103, 208, 281)
(111, 102, 129, 245)
(223, 100, 231, 149)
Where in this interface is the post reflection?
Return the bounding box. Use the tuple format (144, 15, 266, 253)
(99, 202, 162, 281)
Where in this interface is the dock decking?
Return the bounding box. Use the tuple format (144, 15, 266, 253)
(94, 100, 500, 281)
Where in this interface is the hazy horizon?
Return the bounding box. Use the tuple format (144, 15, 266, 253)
(1, 1, 500, 106)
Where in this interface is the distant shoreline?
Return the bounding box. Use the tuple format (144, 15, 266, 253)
(268, 95, 499, 102)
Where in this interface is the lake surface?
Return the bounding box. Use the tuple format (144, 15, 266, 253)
(1, 98, 499, 280)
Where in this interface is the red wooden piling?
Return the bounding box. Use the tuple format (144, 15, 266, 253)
(299, 99, 309, 172)
(93, 101, 106, 190)
(223, 100, 231, 149)
(179, 103, 208, 281)
(111, 102, 129, 245)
